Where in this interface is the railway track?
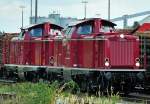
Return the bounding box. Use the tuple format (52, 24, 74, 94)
(0, 93, 16, 104)
(120, 93, 150, 104)
(0, 79, 17, 86)
(0, 79, 16, 83)
(0, 92, 16, 98)
(0, 81, 16, 104)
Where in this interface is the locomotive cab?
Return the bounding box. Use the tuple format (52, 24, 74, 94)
(18, 22, 63, 40)
(65, 19, 116, 38)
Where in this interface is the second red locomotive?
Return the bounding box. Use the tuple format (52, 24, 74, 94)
(1, 18, 145, 94)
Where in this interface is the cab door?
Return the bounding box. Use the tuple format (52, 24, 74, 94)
(71, 23, 94, 68)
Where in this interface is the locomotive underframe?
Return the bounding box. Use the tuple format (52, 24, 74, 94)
(1, 64, 146, 94)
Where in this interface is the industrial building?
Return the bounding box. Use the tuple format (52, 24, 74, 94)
(30, 13, 78, 28)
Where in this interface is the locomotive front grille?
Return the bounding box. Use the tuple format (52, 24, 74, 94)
(110, 40, 134, 67)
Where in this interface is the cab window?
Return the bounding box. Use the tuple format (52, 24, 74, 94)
(77, 24, 92, 35)
(30, 28, 42, 37)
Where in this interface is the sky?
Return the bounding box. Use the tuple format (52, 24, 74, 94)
(0, 0, 150, 33)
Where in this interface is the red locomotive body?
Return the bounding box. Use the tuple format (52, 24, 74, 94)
(1, 18, 145, 93)
(64, 18, 140, 69)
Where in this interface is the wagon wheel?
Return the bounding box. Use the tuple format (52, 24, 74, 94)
(80, 80, 88, 92)
(120, 81, 130, 96)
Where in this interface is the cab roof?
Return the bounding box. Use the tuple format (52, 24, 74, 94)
(22, 22, 63, 30)
(68, 18, 117, 27)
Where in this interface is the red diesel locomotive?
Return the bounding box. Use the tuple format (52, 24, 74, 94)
(1, 18, 145, 93)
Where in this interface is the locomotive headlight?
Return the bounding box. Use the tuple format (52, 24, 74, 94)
(105, 58, 110, 67)
(135, 58, 140, 67)
(105, 61, 110, 66)
(120, 34, 125, 38)
(136, 62, 140, 67)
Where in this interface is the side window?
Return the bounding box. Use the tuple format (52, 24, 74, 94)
(18, 31, 24, 39)
(50, 29, 62, 36)
(100, 26, 114, 33)
(77, 25, 92, 35)
(100, 21, 115, 33)
(30, 28, 42, 37)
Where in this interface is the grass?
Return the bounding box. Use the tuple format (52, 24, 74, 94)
(0, 81, 120, 104)
(56, 93, 120, 104)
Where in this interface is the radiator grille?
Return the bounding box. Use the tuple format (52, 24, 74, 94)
(110, 40, 134, 66)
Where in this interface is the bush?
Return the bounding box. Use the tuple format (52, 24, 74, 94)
(0, 82, 59, 104)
